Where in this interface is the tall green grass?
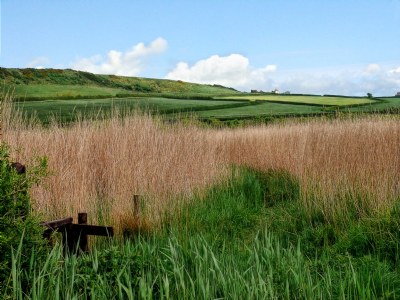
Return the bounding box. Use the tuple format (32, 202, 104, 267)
(3, 168, 400, 299)
(6, 232, 400, 299)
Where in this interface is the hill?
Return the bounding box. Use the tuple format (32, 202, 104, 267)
(0, 68, 239, 100)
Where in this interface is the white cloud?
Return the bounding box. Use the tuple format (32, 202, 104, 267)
(165, 54, 276, 89)
(26, 56, 50, 68)
(273, 64, 400, 96)
(364, 63, 381, 74)
(389, 66, 400, 74)
(72, 37, 167, 76)
(167, 55, 400, 96)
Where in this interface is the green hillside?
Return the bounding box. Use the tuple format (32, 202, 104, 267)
(0, 68, 239, 100)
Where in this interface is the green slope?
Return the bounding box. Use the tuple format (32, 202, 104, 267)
(0, 68, 239, 100)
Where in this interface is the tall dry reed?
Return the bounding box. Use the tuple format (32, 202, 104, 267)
(3, 107, 400, 230)
(220, 118, 400, 222)
(4, 111, 226, 231)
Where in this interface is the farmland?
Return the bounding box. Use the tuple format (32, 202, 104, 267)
(15, 97, 247, 123)
(1, 68, 400, 298)
(3, 68, 400, 126)
(215, 94, 377, 106)
(14, 93, 400, 125)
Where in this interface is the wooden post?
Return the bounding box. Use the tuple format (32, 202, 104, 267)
(63, 223, 75, 254)
(133, 195, 140, 218)
(78, 212, 89, 253)
(41, 213, 113, 256)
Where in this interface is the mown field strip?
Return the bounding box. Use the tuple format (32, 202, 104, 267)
(215, 95, 377, 106)
(196, 101, 323, 118)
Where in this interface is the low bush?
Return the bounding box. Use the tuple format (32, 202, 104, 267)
(0, 143, 47, 292)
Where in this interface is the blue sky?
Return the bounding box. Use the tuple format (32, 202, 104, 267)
(1, 0, 400, 95)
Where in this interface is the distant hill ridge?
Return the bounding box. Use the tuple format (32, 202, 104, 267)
(0, 68, 238, 100)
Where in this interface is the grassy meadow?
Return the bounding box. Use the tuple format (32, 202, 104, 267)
(1, 69, 400, 298)
(2, 68, 238, 100)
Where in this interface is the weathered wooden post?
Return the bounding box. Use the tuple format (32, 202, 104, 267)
(133, 195, 140, 219)
(78, 212, 89, 253)
(62, 219, 75, 254)
(42, 212, 113, 255)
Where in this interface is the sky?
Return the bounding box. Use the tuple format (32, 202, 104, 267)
(1, 0, 400, 96)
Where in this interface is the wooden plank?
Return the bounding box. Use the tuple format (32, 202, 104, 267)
(70, 224, 114, 237)
(41, 217, 73, 230)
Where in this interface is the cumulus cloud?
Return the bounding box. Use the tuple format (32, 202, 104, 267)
(364, 63, 381, 74)
(389, 66, 400, 74)
(166, 54, 277, 89)
(72, 37, 167, 76)
(26, 56, 50, 68)
(166, 54, 400, 96)
(273, 64, 400, 96)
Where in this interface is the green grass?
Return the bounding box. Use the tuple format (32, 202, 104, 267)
(15, 97, 247, 123)
(15, 96, 398, 126)
(3, 168, 400, 299)
(194, 101, 324, 118)
(347, 97, 400, 113)
(215, 94, 377, 106)
(8, 231, 400, 299)
(1, 68, 239, 100)
(13, 84, 128, 99)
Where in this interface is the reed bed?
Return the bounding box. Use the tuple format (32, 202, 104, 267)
(2, 106, 399, 230)
(220, 117, 400, 222)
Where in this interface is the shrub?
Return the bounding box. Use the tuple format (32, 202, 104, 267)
(0, 143, 47, 291)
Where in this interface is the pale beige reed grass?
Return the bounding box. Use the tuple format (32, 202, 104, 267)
(3, 110, 400, 230)
(220, 118, 400, 222)
(4, 113, 226, 232)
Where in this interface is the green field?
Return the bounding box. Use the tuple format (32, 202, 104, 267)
(195, 101, 323, 118)
(3, 68, 400, 125)
(14, 94, 400, 125)
(16, 97, 246, 122)
(215, 94, 376, 106)
(348, 97, 400, 112)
